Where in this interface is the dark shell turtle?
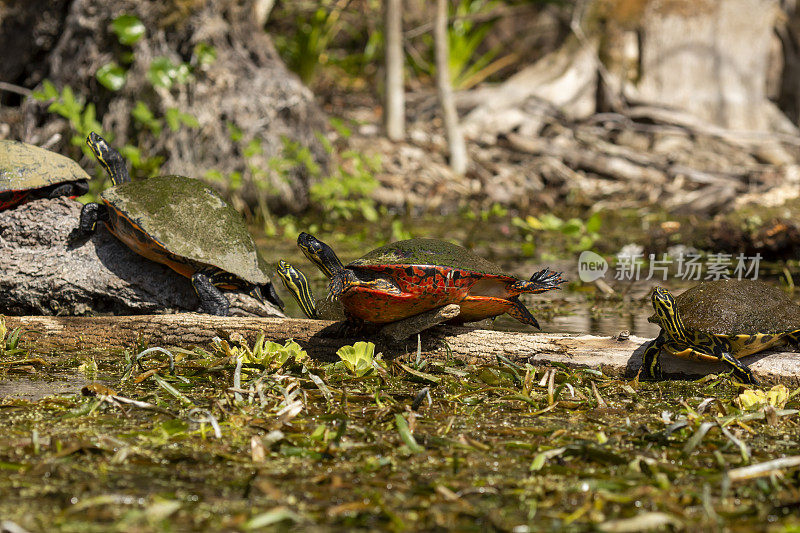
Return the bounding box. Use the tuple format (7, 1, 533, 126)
(642, 280, 800, 384)
(76, 132, 283, 316)
(0, 140, 89, 210)
(290, 232, 564, 327)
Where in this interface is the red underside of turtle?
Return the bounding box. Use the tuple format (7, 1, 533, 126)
(0, 190, 31, 211)
(338, 264, 524, 324)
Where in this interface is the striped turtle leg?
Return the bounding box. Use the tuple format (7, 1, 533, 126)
(506, 297, 540, 329)
(717, 351, 757, 384)
(786, 330, 800, 347)
(641, 333, 666, 380)
(698, 336, 757, 384)
(191, 269, 230, 316)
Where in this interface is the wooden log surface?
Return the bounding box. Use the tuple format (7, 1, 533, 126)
(3, 314, 799, 386)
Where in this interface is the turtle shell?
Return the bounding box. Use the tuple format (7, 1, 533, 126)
(102, 175, 271, 285)
(349, 239, 511, 277)
(0, 140, 89, 192)
(649, 279, 800, 336)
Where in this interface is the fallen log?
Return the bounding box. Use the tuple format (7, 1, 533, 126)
(3, 314, 798, 386)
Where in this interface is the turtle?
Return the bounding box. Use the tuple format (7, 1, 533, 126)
(0, 140, 89, 211)
(75, 132, 284, 316)
(278, 259, 463, 339)
(641, 280, 800, 384)
(292, 232, 565, 327)
(276, 260, 346, 321)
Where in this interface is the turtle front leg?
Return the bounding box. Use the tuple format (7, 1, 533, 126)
(76, 202, 109, 238)
(718, 352, 757, 384)
(786, 330, 800, 349)
(697, 337, 757, 385)
(641, 333, 666, 380)
(191, 269, 230, 316)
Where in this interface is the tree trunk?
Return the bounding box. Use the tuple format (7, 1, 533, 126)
(384, 0, 405, 140)
(434, 0, 468, 175)
(461, 0, 795, 136)
(1, 0, 329, 214)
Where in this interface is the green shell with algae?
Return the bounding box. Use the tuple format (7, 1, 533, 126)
(102, 175, 271, 284)
(350, 239, 511, 277)
(0, 140, 89, 192)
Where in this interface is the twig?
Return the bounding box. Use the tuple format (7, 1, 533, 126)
(0, 82, 32, 97)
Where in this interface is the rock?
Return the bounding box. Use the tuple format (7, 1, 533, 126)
(0, 198, 284, 317)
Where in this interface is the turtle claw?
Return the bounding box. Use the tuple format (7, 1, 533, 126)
(528, 268, 566, 289)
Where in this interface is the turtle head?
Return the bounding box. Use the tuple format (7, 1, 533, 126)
(86, 132, 131, 185)
(651, 286, 687, 341)
(297, 232, 345, 278)
(276, 260, 318, 319)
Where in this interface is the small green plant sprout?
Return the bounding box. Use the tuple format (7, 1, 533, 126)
(446, 0, 510, 90)
(512, 212, 602, 254)
(78, 358, 99, 380)
(336, 341, 383, 377)
(111, 14, 146, 46)
(272, 0, 348, 85)
(309, 132, 381, 222)
(32, 81, 105, 154)
(213, 335, 308, 370)
(0, 319, 25, 357)
(736, 385, 790, 410)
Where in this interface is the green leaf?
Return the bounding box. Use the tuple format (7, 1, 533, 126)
(395, 414, 425, 453)
(131, 101, 162, 135)
(397, 362, 441, 384)
(561, 218, 583, 236)
(147, 57, 178, 89)
(227, 122, 244, 142)
(165, 108, 180, 131)
(585, 212, 603, 233)
(244, 139, 263, 158)
(336, 341, 376, 377)
(32, 79, 59, 101)
(179, 111, 199, 129)
(193, 42, 217, 66)
(96, 62, 126, 91)
(111, 14, 145, 45)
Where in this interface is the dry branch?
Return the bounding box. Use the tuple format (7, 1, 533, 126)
(4, 314, 799, 386)
(384, 0, 405, 140)
(435, 0, 468, 175)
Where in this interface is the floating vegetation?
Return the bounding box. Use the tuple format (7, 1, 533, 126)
(1, 339, 800, 531)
